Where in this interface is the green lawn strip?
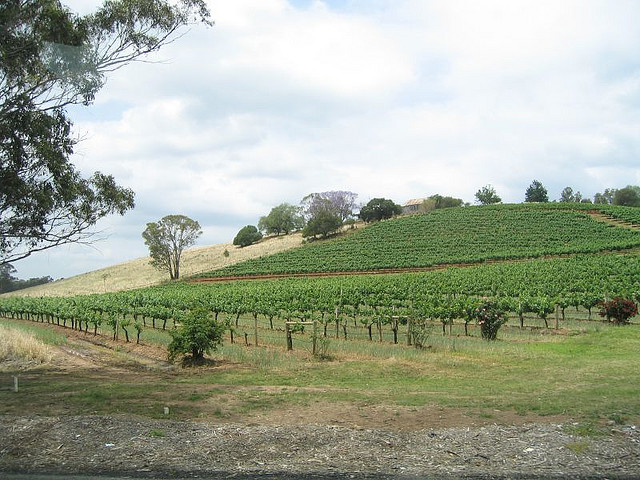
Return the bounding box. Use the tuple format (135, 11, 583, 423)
(174, 326, 640, 421)
(2, 317, 638, 423)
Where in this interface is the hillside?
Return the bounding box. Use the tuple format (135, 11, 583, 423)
(8, 203, 640, 296)
(202, 203, 640, 278)
(7, 232, 305, 297)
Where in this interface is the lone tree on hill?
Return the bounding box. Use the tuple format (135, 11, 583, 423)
(475, 185, 501, 205)
(142, 215, 202, 280)
(524, 180, 549, 202)
(0, 0, 211, 266)
(233, 225, 262, 247)
(359, 198, 402, 222)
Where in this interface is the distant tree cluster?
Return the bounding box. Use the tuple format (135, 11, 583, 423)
(0, 264, 52, 294)
(242, 191, 361, 243)
(593, 186, 640, 207)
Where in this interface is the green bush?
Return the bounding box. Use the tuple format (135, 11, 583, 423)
(168, 308, 226, 363)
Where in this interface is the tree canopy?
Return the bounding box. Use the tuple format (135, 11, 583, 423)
(524, 180, 549, 202)
(559, 186, 583, 203)
(258, 203, 304, 236)
(233, 225, 262, 247)
(0, 263, 52, 293)
(301, 191, 358, 223)
(359, 198, 402, 222)
(0, 0, 211, 265)
(474, 185, 501, 205)
(613, 186, 640, 207)
(302, 209, 343, 238)
(142, 214, 202, 280)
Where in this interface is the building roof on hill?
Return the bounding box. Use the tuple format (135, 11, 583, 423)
(403, 198, 426, 206)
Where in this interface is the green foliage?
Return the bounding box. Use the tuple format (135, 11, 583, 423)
(420, 194, 464, 212)
(613, 186, 640, 207)
(471, 300, 507, 340)
(475, 185, 501, 205)
(359, 198, 402, 222)
(258, 203, 304, 235)
(598, 297, 638, 325)
(525, 180, 549, 202)
(560, 186, 583, 203)
(233, 225, 262, 247)
(142, 215, 202, 280)
(0, 0, 210, 265)
(167, 308, 226, 363)
(302, 210, 342, 238)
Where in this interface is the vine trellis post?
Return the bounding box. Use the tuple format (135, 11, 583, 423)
(285, 321, 317, 355)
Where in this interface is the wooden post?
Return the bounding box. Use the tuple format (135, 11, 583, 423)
(406, 316, 412, 346)
(254, 314, 259, 346)
(555, 305, 559, 330)
(286, 323, 293, 351)
(312, 320, 317, 356)
(13, 376, 18, 393)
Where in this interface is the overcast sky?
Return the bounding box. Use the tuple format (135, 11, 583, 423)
(14, 0, 640, 279)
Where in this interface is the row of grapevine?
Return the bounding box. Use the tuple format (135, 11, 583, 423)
(2, 254, 638, 345)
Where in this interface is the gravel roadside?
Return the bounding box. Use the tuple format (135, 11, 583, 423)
(1, 415, 639, 479)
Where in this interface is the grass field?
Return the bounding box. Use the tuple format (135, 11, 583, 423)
(1, 314, 638, 427)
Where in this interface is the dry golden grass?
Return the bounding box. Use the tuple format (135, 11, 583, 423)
(8, 233, 304, 297)
(0, 324, 53, 365)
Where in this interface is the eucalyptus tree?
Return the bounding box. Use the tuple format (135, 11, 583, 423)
(142, 215, 202, 280)
(0, 0, 211, 265)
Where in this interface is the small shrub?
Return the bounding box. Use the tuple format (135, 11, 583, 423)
(472, 299, 507, 341)
(168, 308, 226, 364)
(314, 335, 333, 360)
(598, 297, 638, 325)
(410, 321, 433, 350)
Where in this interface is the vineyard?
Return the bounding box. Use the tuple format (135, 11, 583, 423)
(201, 203, 640, 278)
(1, 252, 638, 353)
(1, 203, 639, 357)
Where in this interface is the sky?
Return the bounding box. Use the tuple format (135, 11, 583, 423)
(14, 0, 640, 279)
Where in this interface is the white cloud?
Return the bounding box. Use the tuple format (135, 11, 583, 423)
(12, 0, 640, 279)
